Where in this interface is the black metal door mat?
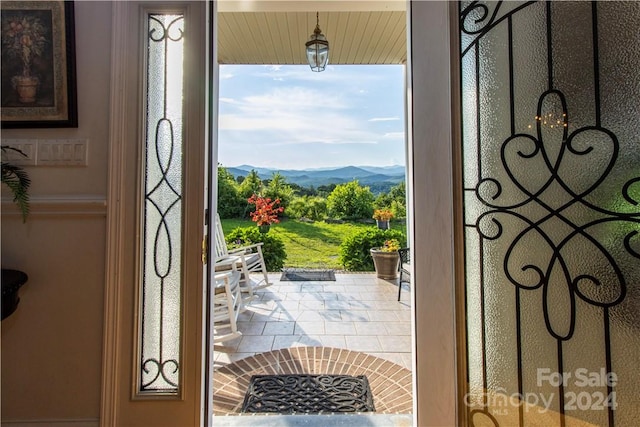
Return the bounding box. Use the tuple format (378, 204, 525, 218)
(280, 269, 336, 281)
(241, 374, 376, 414)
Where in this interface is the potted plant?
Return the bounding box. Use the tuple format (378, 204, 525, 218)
(247, 194, 284, 233)
(1, 13, 47, 104)
(373, 208, 393, 230)
(1, 146, 30, 222)
(1, 146, 31, 319)
(370, 238, 400, 279)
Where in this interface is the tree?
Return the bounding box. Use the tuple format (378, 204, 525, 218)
(262, 172, 294, 210)
(374, 192, 393, 210)
(389, 181, 406, 201)
(326, 180, 374, 219)
(317, 183, 337, 197)
(238, 169, 263, 199)
(289, 182, 317, 197)
(217, 165, 244, 218)
(286, 195, 327, 221)
(374, 181, 407, 218)
(388, 181, 407, 218)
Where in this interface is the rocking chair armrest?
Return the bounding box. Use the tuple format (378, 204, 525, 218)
(214, 255, 240, 266)
(214, 255, 243, 273)
(214, 269, 240, 283)
(227, 243, 264, 255)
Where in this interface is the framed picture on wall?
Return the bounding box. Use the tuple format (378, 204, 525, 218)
(1, 1, 77, 128)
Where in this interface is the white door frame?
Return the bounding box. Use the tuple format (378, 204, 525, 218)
(102, 1, 461, 426)
(408, 2, 459, 426)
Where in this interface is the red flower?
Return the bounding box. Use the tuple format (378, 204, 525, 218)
(247, 194, 284, 226)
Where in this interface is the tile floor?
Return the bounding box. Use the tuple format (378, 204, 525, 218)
(214, 272, 413, 370)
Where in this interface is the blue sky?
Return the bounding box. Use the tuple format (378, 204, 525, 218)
(217, 64, 406, 170)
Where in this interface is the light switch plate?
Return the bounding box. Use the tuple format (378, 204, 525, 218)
(1, 138, 88, 166)
(1, 139, 37, 166)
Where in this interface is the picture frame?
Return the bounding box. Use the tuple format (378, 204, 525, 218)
(1, 1, 77, 128)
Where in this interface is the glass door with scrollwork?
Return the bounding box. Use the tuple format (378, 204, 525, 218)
(459, 1, 640, 426)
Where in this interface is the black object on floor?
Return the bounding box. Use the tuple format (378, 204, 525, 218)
(241, 374, 375, 414)
(280, 269, 336, 281)
(1, 269, 28, 320)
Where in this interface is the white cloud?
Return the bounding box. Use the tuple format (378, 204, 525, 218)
(369, 117, 400, 122)
(383, 132, 405, 139)
(220, 73, 234, 80)
(217, 65, 406, 168)
(241, 87, 348, 111)
(219, 112, 380, 145)
(218, 85, 398, 147)
(252, 65, 387, 85)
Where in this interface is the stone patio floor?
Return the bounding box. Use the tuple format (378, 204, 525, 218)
(213, 272, 414, 416)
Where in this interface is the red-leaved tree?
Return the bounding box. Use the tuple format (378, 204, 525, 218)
(247, 194, 284, 226)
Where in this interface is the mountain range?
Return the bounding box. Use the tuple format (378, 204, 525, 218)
(225, 165, 406, 194)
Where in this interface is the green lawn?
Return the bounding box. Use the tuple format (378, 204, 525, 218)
(220, 218, 406, 270)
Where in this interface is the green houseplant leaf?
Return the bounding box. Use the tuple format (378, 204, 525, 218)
(1, 146, 31, 222)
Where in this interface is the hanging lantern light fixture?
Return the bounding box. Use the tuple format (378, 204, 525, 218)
(305, 12, 329, 72)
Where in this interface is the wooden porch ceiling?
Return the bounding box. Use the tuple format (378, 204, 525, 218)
(216, 1, 407, 65)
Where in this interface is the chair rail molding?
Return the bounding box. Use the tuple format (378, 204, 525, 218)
(1, 195, 107, 217)
(0, 419, 99, 427)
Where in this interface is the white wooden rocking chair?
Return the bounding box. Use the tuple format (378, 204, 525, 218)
(214, 213, 272, 301)
(212, 268, 243, 343)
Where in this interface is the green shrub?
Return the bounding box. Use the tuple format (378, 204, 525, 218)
(286, 195, 327, 220)
(326, 180, 374, 220)
(339, 227, 406, 271)
(226, 226, 287, 271)
(390, 199, 406, 219)
(217, 166, 245, 218)
(373, 181, 407, 219)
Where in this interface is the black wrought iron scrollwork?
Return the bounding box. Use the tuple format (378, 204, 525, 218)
(470, 409, 500, 427)
(147, 118, 180, 281)
(141, 358, 180, 389)
(461, 1, 639, 426)
(477, 88, 638, 328)
(149, 15, 184, 43)
(623, 178, 640, 206)
(140, 13, 184, 394)
(460, 1, 537, 57)
(461, 1, 503, 36)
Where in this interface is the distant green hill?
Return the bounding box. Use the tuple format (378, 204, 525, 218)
(226, 165, 405, 194)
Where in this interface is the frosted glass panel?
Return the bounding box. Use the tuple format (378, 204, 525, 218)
(460, 1, 640, 425)
(139, 13, 185, 395)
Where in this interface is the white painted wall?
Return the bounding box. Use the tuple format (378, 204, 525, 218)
(1, 2, 112, 424)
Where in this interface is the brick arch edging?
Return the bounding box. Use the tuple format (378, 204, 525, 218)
(213, 346, 413, 415)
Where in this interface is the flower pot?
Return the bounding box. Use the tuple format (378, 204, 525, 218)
(12, 76, 39, 103)
(1, 269, 28, 320)
(258, 224, 271, 234)
(376, 220, 390, 230)
(370, 248, 399, 279)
